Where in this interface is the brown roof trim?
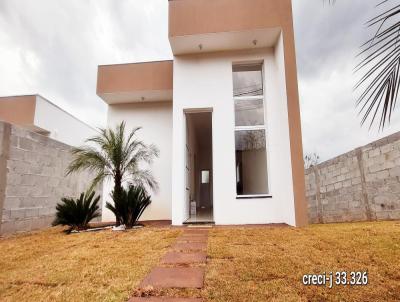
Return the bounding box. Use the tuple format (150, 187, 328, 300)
(0, 94, 37, 99)
(98, 59, 173, 68)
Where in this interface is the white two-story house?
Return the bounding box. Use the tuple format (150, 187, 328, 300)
(97, 0, 307, 227)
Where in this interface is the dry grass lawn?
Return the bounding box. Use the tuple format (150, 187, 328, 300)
(1, 221, 399, 302)
(205, 221, 400, 302)
(0, 226, 181, 302)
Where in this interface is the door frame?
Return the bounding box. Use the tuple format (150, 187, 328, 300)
(183, 108, 214, 221)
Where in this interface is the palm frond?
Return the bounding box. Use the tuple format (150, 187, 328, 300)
(123, 144, 159, 174)
(127, 168, 159, 192)
(356, 1, 400, 130)
(106, 185, 151, 228)
(66, 146, 112, 189)
(53, 191, 101, 232)
(89, 171, 112, 192)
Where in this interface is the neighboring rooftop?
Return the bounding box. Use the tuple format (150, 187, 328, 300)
(0, 94, 97, 146)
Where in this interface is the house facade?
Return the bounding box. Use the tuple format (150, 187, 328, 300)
(97, 0, 307, 227)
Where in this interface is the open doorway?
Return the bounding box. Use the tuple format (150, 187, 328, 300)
(184, 111, 213, 224)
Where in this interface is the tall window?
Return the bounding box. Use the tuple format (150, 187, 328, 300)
(233, 63, 269, 196)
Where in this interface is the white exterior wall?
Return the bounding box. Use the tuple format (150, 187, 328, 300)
(34, 95, 97, 147)
(103, 101, 173, 222)
(172, 35, 296, 226)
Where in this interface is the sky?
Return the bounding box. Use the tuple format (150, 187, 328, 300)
(0, 0, 399, 161)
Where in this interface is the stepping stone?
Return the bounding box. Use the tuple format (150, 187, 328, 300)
(180, 236, 208, 242)
(129, 298, 202, 302)
(183, 230, 209, 235)
(140, 267, 205, 289)
(172, 242, 207, 252)
(177, 236, 208, 243)
(180, 233, 208, 237)
(161, 251, 207, 264)
(179, 236, 208, 241)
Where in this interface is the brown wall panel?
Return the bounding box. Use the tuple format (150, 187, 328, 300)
(97, 60, 173, 94)
(0, 95, 36, 126)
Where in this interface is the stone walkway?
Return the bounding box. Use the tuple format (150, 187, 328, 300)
(129, 228, 210, 302)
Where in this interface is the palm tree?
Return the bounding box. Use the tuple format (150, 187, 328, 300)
(66, 122, 159, 223)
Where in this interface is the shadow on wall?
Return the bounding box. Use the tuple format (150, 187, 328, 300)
(0, 121, 102, 235)
(305, 131, 400, 224)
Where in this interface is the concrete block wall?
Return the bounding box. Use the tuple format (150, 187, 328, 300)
(306, 131, 400, 223)
(0, 121, 102, 235)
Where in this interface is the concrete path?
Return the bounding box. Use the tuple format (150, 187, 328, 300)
(129, 228, 209, 302)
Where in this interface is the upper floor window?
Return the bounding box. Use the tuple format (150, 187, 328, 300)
(233, 64, 264, 127)
(233, 63, 269, 197)
(233, 64, 263, 97)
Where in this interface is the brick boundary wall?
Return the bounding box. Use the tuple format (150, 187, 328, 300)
(0, 121, 102, 235)
(305, 131, 400, 223)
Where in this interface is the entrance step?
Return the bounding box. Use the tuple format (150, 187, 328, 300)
(183, 221, 215, 226)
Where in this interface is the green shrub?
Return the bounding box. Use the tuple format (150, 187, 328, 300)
(53, 191, 101, 232)
(106, 185, 151, 228)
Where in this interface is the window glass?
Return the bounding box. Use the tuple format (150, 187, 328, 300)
(234, 97, 264, 126)
(235, 130, 268, 195)
(232, 64, 263, 97)
(233, 62, 268, 196)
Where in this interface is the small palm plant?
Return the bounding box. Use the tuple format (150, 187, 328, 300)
(66, 121, 159, 225)
(52, 191, 101, 233)
(106, 185, 151, 228)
